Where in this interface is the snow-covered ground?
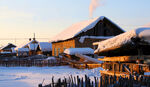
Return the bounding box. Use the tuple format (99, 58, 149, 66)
(0, 66, 103, 87)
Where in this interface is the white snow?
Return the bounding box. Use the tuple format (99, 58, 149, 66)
(51, 16, 105, 42)
(75, 54, 103, 64)
(0, 51, 11, 54)
(94, 27, 150, 53)
(0, 66, 103, 87)
(38, 42, 52, 52)
(144, 72, 150, 75)
(46, 57, 56, 60)
(28, 43, 38, 50)
(17, 48, 29, 52)
(79, 36, 113, 43)
(11, 47, 16, 53)
(64, 48, 94, 55)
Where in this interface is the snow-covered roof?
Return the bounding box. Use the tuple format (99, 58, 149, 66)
(0, 43, 16, 50)
(64, 48, 94, 55)
(38, 42, 52, 51)
(51, 16, 124, 42)
(94, 27, 150, 53)
(79, 36, 113, 43)
(15, 40, 39, 51)
(22, 40, 38, 47)
(17, 48, 29, 52)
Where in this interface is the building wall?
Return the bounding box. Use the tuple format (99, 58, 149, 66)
(52, 38, 106, 56)
(75, 38, 105, 49)
(52, 39, 75, 56)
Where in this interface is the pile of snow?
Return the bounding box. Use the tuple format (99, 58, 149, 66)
(46, 57, 56, 60)
(64, 48, 94, 55)
(38, 42, 52, 52)
(79, 36, 113, 43)
(17, 48, 29, 52)
(75, 53, 103, 64)
(95, 27, 150, 53)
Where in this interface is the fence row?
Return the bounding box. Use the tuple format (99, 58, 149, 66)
(39, 74, 150, 87)
(0, 59, 68, 67)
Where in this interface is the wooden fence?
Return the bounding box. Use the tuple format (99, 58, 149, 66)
(0, 59, 68, 67)
(39, 74, 150, 87)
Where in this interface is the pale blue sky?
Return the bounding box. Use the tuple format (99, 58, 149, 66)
(0, 0, 150, 46)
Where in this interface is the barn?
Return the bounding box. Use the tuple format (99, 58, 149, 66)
(51, 16, 125, 56)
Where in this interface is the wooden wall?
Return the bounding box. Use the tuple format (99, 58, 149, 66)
(75, 38, 105, 49)
(52, 39, 75, 56)
(52, 38, 106, 56)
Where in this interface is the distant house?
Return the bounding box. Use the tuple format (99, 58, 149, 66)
(21, 39, 39, 55)
(37, 42, 52, 56)
(16, 39, 52, 56)
(51, 16, 125, 56)
(0, 43, 16, 57)
(0, 43, 16, 53)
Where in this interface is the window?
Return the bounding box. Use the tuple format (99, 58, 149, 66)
(54, 48, 57, 56)
(58, 48, 60, 55)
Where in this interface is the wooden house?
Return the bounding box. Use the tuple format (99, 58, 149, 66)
(37, 42, 52, 56)
(51, 16, 124, 56)
(0, 43, 16, 57)
(21, 39, 38, 55)
(0, 43, 16, 52)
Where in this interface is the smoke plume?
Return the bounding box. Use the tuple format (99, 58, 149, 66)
(89, 0, 100, 18)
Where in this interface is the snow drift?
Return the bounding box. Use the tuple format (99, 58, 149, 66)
(64, 48, 94, 55)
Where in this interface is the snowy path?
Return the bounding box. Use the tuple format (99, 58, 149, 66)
(0, 66, 103, 87)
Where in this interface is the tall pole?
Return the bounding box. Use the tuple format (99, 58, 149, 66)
(34, 33, 35, 55)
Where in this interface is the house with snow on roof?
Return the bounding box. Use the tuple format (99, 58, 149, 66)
(0, 43, 16, 56)
(16, 39, 52, 57)
(37, 42, 52, 56)
(51, 16, 125, 56)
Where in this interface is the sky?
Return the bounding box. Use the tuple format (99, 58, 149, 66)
(0, 0, 150, 46)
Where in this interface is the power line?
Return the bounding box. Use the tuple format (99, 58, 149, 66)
(0, 38, 50, 40)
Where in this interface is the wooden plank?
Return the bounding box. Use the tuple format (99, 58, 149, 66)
(98, 56, 145, 62)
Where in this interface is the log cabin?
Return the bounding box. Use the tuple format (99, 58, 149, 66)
(51, 16, 125, 56)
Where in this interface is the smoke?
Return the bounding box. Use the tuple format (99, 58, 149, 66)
(89, 0, 100, 18)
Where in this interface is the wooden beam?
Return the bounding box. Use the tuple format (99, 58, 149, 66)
(98, 56, 145, 62)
